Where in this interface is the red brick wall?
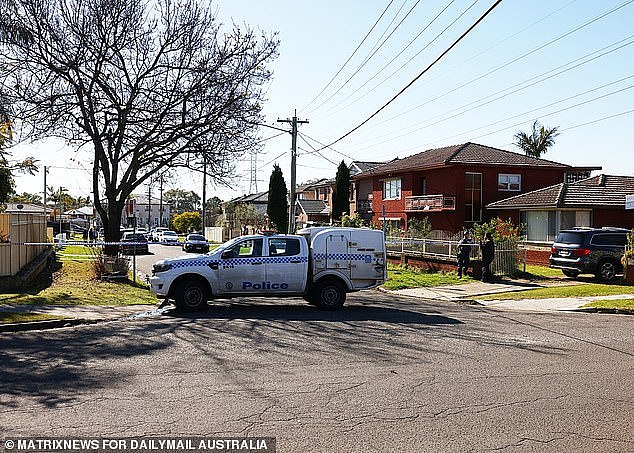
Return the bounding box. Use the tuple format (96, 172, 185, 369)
(367, 163, 568, 233)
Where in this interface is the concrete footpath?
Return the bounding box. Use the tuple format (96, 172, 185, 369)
(389, 279, 634, 313)
(2, 279, 633, 332)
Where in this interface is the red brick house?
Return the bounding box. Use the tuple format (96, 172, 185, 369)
(354, 142, 600, 233)
(487, 174, 634, 243)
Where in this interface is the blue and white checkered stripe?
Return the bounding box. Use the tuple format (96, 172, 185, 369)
(313, 253, 375, 263)
(167, 255, 309, 269)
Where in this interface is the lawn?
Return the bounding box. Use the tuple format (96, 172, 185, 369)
(0, 312, 66, 323)
(0, 258, 156, 307)
(512, 264, 565, 280)
(382, 264, 473, 290)
(478, 282, 634, 301)
(582, 298, 634, 311)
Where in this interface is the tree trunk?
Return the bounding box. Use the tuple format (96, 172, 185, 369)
(103, 200, 124, 256)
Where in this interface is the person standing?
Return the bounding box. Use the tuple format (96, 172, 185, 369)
(457, 231, 473, 278)
(481, 232, 495, 282)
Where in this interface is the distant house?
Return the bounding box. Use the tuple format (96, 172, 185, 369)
(225, 191, 269, 236)
(487, 174, 634, 243)
(295, 199, 330, 228)
(125, 195, 171, 228)
(295, 161, 386, 225)
(354, 142, 600, 233)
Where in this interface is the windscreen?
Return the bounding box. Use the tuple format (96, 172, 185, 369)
(555, 232, 584, 245)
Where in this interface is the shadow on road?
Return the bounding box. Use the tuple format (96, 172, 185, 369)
(163, 303, 463, 325)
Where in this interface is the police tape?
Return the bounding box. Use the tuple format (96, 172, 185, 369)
(8, 241, 191, 246)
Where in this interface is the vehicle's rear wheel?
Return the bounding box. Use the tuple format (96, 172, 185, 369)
(312, 279, 346, 310)
(174, 280, 208, 311)
(596, 260, 617, 282)
(562, 270, 579, 278)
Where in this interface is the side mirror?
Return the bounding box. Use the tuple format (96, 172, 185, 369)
(222, 250, 236, 260)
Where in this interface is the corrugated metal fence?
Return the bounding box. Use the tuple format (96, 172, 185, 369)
(0, 213, 48, 277)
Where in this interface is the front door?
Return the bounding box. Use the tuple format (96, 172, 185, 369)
(216, 238, 265, 295)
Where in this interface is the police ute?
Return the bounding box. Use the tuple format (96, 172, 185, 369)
(149, 227, 386, 311)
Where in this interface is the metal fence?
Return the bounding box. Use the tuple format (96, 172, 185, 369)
(386, 236, 520, 275)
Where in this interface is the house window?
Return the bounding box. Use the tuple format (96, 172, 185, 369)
(421, 177, 427, 195)
(498, 174, 521, 191)
(464, 173, 482, 222)
(382, 178, 401, 200)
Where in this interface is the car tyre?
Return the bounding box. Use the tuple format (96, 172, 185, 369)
(562, 270, 579, 278)
(596, 259, 617, 282)
(312, 279, 346, 310)
(174, 280, 208, 311)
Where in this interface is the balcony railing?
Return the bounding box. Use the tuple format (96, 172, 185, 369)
(356, 199, 373, 212)
(405, 194, 456, 212)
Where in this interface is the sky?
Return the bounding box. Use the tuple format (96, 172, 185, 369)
(11, 0, 634, 203)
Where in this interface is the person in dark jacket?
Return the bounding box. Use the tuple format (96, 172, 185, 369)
(456, 231, 473, 278)
(480, 232, 495, 282)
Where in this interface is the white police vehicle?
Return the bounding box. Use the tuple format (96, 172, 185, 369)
(149, 227, 386, 311)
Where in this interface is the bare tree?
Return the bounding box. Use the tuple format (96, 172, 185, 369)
(1, 0, 278, 250)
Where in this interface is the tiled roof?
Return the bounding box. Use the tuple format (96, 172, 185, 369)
(359, 142, 589, 177)
(487, 174, 634, 209)
(296, 199, 330, 215)
(349, 161, 385, 175)
(231, 191, 269, 204)
(297, 178, 333, 191)
(5, 203, 46, 213)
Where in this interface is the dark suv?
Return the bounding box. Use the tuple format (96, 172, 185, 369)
(549, 227, 629, 281)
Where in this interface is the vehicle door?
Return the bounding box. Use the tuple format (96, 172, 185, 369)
(215, 238, 265, 295)
(264, 237, 307, 293)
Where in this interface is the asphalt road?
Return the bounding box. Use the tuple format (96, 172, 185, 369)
(1, 292, 632, 452)
(129, 243, 195, 280)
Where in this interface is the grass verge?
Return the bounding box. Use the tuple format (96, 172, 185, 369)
(581, 298, 634, 311)
(0, 259, 156, 307)
(478, 282, 634, 301)
(382, 264, 473, 290)
(511, 265, 565, 280)
(0, 312, 66, 323)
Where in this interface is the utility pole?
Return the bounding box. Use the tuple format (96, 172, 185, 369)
(147, 183, 151, 229)
(277, 110, 308, 233)
(202, 158, 207, 235)
(42, 166, 48, 215)
(159, 175, 164, 226)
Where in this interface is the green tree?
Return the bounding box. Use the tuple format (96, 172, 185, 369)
(332, 160, 350, 223)
(164, 189, 201, 214)
(267, 164, 288, 233)
(9, 192, 42, 204)
(172, 211, 202, 233)
(2, 0, 278, 253)
(407, 217, 432, 238)
(513, 120, 560, 158)
(340, 213, 365, 228)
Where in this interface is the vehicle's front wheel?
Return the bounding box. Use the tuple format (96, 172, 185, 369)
(312, 279, 346, 310)
(562, 269, 579, 278)
(596, 260, 618, 282)
(174, 280, 208, 311)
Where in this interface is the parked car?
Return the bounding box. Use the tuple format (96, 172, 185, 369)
(150, 227, 169, 242)
(549, 227, 629, 281)
(120, 232, 149, 255)
(157, 230, 179, 245)
(182, 233, 209, 253)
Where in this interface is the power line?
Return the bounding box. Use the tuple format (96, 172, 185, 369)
(309, 0, 421, 114)
(317, 0, 503, 152)
(372, 0, 634, 127)
(348, 35, 634, 151)
(328, 0, 473, 114)
(300, 0, 396, 113)
(298, 132, 357, 161)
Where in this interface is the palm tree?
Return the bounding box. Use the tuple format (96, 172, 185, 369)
(513, 120, 560, 158)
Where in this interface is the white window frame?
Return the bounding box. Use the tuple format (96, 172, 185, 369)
(498, 173, 521, 192)
(382, 178, 401, 200)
